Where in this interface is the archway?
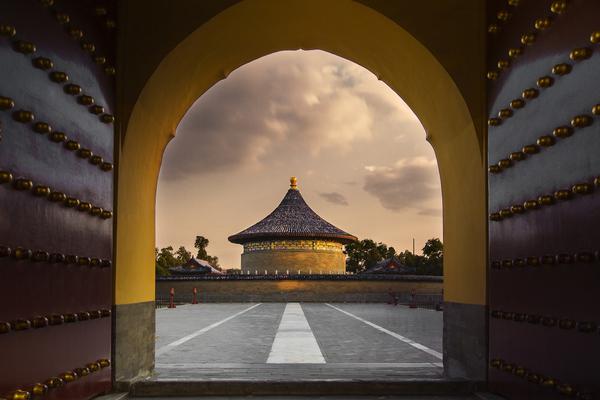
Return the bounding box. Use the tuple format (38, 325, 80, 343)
(114, 0, 486, 384)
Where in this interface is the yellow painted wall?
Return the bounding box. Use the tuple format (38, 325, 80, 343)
(241, 250, 346, 275)
(116, 0, 486, 306)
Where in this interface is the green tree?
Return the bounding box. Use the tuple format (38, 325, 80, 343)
(345, 239, 397, 273)
(422, 238, 443, 260)
(155, 237, 221, 276)
(194, 236, 210, 259)
(397, 249, 424, 269)
(385, 246, 396, 258)
(155, 246, 179, 276)
(175, 246, 192, 265)
(419, 238, 443, 276)
(155, 248, 169, 276)
(194, 235, 220, 269)
(345, 237, 443, 275)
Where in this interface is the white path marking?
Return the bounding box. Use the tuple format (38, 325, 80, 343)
(325, 303, 443, 360)
(267, 303, 325, 363)
(156, 303, 261, 356)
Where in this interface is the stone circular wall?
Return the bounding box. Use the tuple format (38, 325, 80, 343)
(241, 243, 346, 274)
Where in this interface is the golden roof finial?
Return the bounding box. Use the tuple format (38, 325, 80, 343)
(290, 176, 298, 190)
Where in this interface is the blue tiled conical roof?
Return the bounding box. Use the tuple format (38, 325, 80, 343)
(228, 180, 357, 245)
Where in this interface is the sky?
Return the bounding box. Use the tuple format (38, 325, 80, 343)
(155, 50, 442, 269)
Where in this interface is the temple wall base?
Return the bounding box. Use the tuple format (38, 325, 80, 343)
(241, 249, 346, 275)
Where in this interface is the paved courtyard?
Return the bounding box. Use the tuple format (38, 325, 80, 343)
(153, 303, 443, 381)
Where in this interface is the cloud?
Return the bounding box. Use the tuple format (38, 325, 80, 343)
(418, 208, 442, 217)
(318, 192, 349, 206)
(363, 157, 440, 213)
(160, 50, 415, 180)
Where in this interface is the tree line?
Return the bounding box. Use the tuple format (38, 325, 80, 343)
(155, 235, 220, 276)
(345, 237, 443, 276)
(156, 235, 443, 276)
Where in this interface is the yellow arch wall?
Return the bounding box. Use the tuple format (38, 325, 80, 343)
(116, 0, 486, 306)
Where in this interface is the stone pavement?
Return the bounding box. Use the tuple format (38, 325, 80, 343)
(152, 303, 444, 381)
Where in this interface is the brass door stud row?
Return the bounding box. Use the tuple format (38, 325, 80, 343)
(491, 251, 597, 269)
(1, 247, 111, 266)
(0, 309, 110, 335)
(91, 5, 117, 33)
(487, 1, 569, 80)
(1, 358, 110, 399)
(487, 0, 522, 36)
(490, 309, 598, 334)
(0, 95, 114, 172)
(489, 105, 598, 174)
(489, 176, 599, 221)
(488, 29, 598, 126)
(490, 358, 590, 399)
(38, 0, 116, 76)
(0, 244, 111, 268)
(0, 27, 115, 125)
(46, 76, 114, 123)
(0, 169, 113, 220)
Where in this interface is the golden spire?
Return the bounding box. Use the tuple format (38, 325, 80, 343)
(290, 176, 298, 190)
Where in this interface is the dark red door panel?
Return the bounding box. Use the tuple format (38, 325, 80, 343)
(487, 0, 600, 399)
(0, 1, 115, 398)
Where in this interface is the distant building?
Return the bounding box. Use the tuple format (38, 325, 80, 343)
(169, 258, 223, 275)
(224, 268, 242, 275)
(361, 256, 416, 275)
(228, 177, 357, 274)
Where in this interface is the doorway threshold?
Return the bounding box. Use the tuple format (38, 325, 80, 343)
(129, 363, 477, 397)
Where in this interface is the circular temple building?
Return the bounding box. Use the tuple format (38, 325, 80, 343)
(228, 177, 357, 274)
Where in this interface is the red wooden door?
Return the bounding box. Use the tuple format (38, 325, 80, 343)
(0, 1, 116, 398)
(487, 0, 600, 399)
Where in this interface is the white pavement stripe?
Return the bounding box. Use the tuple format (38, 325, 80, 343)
(267, 303, 325, 364)
(155, 362, 443, 369)
(156, 303, 262, 356)
(325, 303, 443, 360)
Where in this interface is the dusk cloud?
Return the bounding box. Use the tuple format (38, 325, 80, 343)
(418, 208, 442, 217)
(156, 50, 442, 268)
(363, 157, 440, 214)
(318, 192, 349, 206)
(160, 50, 411, 181)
